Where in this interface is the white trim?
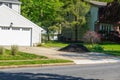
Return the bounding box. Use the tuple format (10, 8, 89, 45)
(0, 0, 21, 4)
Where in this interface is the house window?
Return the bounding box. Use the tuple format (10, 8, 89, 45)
(9, 3, 12, 8)
(1, 27, 10, 30)
(100, 24, 112, 31)
(12, 27, 20, 30)
(3, 3, 12, 8)
(22, 28, 30, 31)
(0, 2, 2, 6)
(4, 3, 9, 6)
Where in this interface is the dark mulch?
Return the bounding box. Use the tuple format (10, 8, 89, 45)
(59, 44, 90, 53)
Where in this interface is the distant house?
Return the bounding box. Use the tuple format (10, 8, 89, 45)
(87, 0, 120, 42)
(0, 0, 44, 46)
(86, 0, 107, 31)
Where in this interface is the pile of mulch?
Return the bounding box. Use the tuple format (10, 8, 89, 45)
(59, 44, 90, 53)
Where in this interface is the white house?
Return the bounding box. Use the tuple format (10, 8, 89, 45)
(0, 0, 21, 13)
(0, 0, 44, 46)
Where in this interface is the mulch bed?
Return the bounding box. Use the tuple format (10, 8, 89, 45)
(59, 44, 90, 53)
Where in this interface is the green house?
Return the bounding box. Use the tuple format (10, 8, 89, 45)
(87, 0, 120, 42)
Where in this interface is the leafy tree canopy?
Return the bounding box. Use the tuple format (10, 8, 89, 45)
(20, 0, 90, 41)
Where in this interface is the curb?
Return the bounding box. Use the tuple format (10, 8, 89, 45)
(0, 62, 75, 69)
(73, 59, 120, 64)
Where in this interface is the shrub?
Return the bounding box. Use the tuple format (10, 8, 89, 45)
(92, 45, 104, 52)
(82, 31, 101, 46)
(0, 46, 5, 55)
(11, 45, 19, 56)
(37, 43, 45, 47)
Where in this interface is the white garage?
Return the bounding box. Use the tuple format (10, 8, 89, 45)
(0, 5, 44, 46)
(0, 27, 32, 46)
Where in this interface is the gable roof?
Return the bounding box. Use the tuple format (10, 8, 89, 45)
(85, 0, 107, 7)
(0, 0, 19, 1)
(0, 5, 43, 30)
(0, 0, 21, 4)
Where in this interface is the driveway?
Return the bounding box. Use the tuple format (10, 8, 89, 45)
(5, 46, 120, 64)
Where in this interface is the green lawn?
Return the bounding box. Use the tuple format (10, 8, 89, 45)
(101, 44, 120, 51)
(86, 43, 120, 56)
(0, 50, 47, 60)
(0, 49, 72, 66)
(38, 41, 69, 48)
(100, 44, 120, 56)
(0, 59, 72, 66)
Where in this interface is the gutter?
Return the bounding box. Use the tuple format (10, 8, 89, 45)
(83, 0, 107, 7)
(0, 1, 21, 4)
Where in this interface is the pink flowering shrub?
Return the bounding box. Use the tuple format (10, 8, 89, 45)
(82, 31, 101, 45)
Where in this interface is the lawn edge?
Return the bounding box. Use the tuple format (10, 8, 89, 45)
(0, 62, 74, 69)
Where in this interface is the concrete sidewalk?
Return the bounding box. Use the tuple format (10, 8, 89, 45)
(5, 46, 120, 64)
(73, 59, 120, 64)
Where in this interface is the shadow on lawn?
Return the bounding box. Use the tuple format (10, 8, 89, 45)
(0, 72, 101, 80)
(103, 50, 120, 56)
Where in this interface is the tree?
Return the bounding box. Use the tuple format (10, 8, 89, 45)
(20, 0, 63, 41)
(61, 0, 90, 41)
(20, 0, 90, 41)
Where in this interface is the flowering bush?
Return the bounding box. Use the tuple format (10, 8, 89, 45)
(82, 31, 101, 45)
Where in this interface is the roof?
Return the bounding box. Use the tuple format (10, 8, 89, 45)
(0, 0, 21, 4)
(0, 0, 19, 1)
(85, 0, 107, 7)
(0, 5, 43, 30)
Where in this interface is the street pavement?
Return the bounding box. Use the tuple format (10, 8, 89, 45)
(0, 63, 120, 80)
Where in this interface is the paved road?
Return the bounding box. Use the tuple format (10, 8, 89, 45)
(0, 63, 120, 80)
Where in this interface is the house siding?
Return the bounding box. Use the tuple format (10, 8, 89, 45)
(12, 3, 21, 14)
(0, 5, 44, 46)
(0, 0, 21, 13)
(32, 26, 42, 46)
(89, 5, 98, 31)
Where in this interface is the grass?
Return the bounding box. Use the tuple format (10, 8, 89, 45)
(38, 41, 83, 48)
(0, 59, 72, 66)
(0, 50, 47, 60)
(86, 43, 120, 56)
(99, 43, 120, 56)
(0, 49, 72, 66)
(38, 41, 69, 48)
(101, 44, 120, 51)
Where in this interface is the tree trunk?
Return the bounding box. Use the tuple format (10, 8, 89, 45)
(90, 38, 94, 48)
(75, 16, 78, 42)
(75, 24, 78, 42)
(47, 29, 50, 41)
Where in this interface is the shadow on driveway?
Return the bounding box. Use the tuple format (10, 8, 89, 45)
(0, 72, 101, 80)
(60, 52, 119, 60)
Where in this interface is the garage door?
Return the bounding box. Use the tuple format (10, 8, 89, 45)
(0, 27, 32, 46)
